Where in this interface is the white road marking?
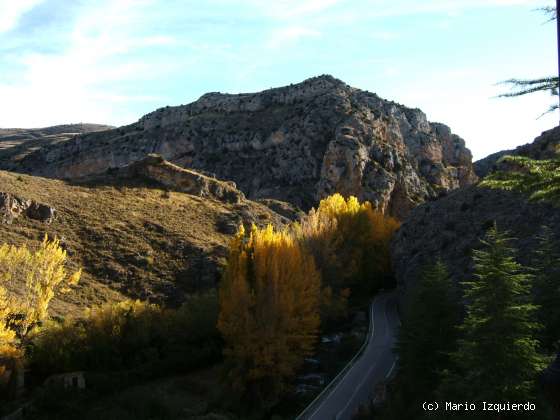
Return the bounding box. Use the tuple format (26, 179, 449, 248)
(307, 296, 378, 420)
(385, 359, 397, 379)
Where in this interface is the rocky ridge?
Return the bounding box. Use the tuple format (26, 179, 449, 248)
(474, 126, 560, 177)
(115, 154, 245, 204)
(0, 76, 477, 218)
(392, 126, 560, 294)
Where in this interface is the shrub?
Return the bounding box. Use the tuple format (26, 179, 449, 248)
(29, 291, 221, 377)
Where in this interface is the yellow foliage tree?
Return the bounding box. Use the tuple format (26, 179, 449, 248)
(295, 193, 400, 299)
(0, 287, 18, 371)
(218, 224, 320, 402)
(0, 235, 81, 367)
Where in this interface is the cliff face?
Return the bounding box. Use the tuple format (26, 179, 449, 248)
(0, 76, 477, 218)
(392, 126, 560, 293)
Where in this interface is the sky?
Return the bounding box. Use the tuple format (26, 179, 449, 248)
(0, 0, 557, 159)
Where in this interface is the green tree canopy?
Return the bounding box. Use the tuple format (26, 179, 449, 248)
(481, 155, 560, 205)
(439, 226, 546, 409)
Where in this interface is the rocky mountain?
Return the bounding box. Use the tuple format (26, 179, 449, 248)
(0, 157, 288, 315)
(0, 76, 477, 218)
(392, 126, 560, 294)
(474, 126, 560, 177)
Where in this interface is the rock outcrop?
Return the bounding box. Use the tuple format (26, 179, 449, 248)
(474, 126, 560, 177)
(0, 76, 477, 218)
(393, 127, 560, 293)
(0, 192, 56, 224)
(116, 154, 245, 204)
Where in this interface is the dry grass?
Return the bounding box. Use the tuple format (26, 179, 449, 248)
(0, 170, 283, 316)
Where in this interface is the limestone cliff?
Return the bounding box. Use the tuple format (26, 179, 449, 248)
(392, 126, 560, 293)
(0, 76, 477, 218)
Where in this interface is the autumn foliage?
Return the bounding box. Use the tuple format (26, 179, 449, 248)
(218, 194, 400, 403)
(296, 193, 400, 295)
(218, 224, 321, 401)
(0, 236, 81, 383)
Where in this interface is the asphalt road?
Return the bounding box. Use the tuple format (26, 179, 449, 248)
(304, 292, 400, 420)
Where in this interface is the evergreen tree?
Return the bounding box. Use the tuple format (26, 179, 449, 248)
(532, 225, 560, 352)
(481, 155, 560, 206)
(439, 226, 546, 411)
(498, 7, 559, 116)
(386, 261, 459, 419)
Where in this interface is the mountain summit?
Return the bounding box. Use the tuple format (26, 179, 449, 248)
(0, 75, 477, 217)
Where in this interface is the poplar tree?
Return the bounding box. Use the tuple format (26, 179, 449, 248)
(440, 226, 546, 405)
(217, 224, 321, 403)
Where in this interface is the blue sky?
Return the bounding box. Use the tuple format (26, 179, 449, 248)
(0, 0, 557, 159)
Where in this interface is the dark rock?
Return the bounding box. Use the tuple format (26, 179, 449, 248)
(25, 201, 56, 223)
(0, 192, 55, 224)
(395, 127, 560, 293)
(392, 185, 560, 296)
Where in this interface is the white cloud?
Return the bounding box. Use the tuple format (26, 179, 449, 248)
(267, 26, 321, 48)
(0, 0, 44, 33)
(248, 0, 343, 19)
(0, 0, 176, 127)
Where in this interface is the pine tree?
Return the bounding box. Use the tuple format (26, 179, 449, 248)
(388, 261, 458, 419)
(498, 7, 559, 116)
(532, 225, 560, 352)
(440, 226, 546, 407)
(217, 224, 321, 404)
(481, 155, 560, 205)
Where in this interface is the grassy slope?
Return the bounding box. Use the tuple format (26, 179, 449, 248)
(0, 169, 283, 316)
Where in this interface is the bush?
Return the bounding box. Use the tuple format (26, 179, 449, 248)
(29, 291, 221, 378)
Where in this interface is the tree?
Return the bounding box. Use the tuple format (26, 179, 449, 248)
(499, 77, 559, 116)
(439, 226, 546, 408)
(0, 235, 81, 340)
(498, 7, 559, 116)
(217, 224, 321, 405)
(532, 225, 560, 352)
(481, 155, 560, 206)
(294, 193, 400, 299)
(0, 286, 18, 360)
(385, 261, 459, 419)
(0, 235, 80, 398)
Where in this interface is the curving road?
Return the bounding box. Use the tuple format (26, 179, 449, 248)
(303, 292, 400, 420)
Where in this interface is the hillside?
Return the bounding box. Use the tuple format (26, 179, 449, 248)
(392, 126, 560, 293)
(0, 123, 113, 153)
(0, 157, 289, 316)
(474, 126, 560, 177)
(0, 76, 477, 218)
